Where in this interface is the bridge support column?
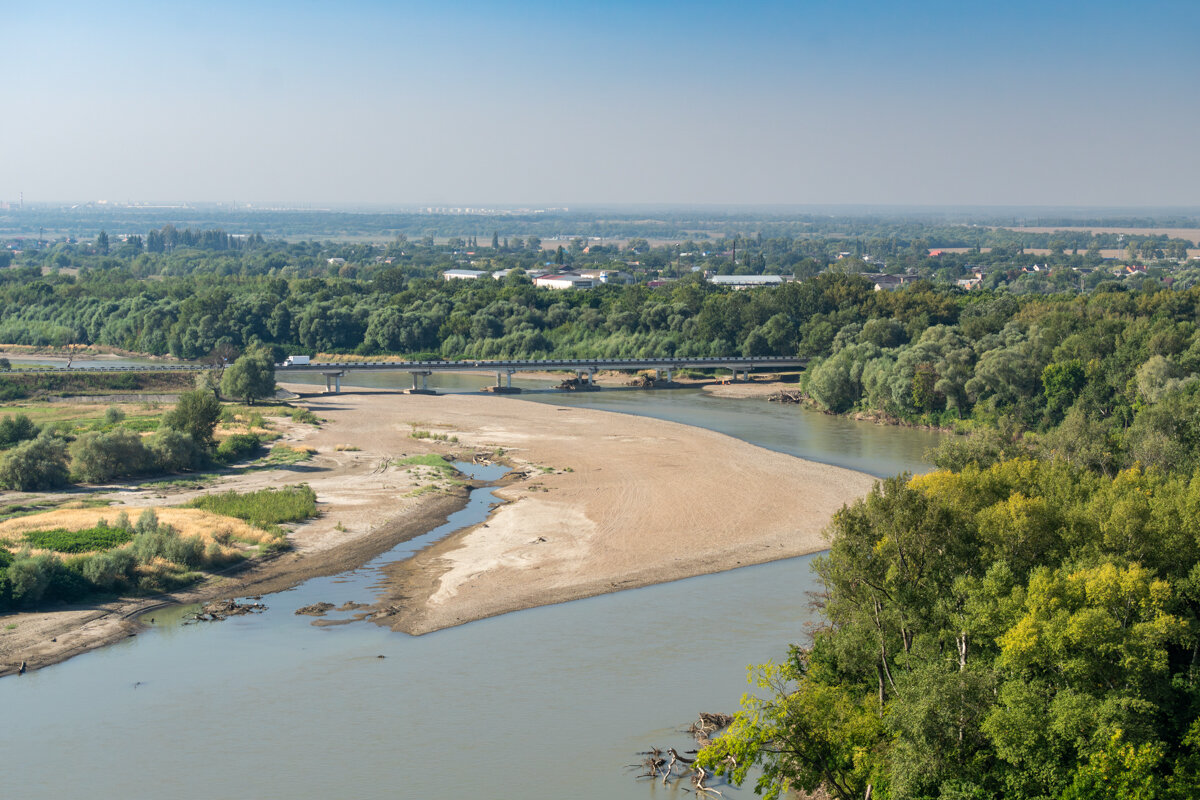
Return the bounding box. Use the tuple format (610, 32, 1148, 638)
(666, 368, 673, 383)
(506, 370, 514, 389)
(588, 368, 596, 387)
(408, 371, 435, 395)
(322, 371, 344, 393)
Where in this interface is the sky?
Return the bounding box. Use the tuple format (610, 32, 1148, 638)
(3, 0, 1198, 208)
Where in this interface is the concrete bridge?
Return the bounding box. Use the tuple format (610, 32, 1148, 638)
(7, 356, 808, 394)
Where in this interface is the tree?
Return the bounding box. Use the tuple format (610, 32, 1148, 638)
(69, 429, 153, 483)
(96, 230, 109, 255)
(221, 347, 275, 404)
(0, 435, 69, 490)
(160, 389, 223, 449)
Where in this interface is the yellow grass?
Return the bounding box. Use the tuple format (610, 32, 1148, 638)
(0, 507, 276, 555)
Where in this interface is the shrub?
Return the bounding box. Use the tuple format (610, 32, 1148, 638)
(0, 414, 39, 448)
(103, 406, 125, 425)
(70, 429, 153, 483)
(80, 549, 136, 591)
(6, 553, 57, 607)
(130, 526, 205, 568)
(160, 389, 222, 449)
(24, 524, 134, 553)
(215, 433, 262, 463)
(0, 434, 71, 490)
(147, 428, 203, 472)
(185, 484, 317, 529)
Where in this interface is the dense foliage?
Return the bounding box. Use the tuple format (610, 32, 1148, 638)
(700, 459, 1200, 799)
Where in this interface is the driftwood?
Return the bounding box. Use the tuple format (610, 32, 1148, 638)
(767, 389, 805, 404)
(633, 713, 733, 793)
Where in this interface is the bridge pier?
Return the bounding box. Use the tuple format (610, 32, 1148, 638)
(486, 369, 522, 393)
(407, 370, 436, 395)
(322, 371, 344, 393)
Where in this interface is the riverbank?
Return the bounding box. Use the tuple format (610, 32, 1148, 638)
(1, 385, 876, 673)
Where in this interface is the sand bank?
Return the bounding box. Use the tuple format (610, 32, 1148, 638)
(1, 385, 875, 674)
(366, 392, 875, 634)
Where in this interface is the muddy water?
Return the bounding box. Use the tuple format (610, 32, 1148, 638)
(0, 375, 941, 799)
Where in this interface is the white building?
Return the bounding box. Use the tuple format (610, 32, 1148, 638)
(534, 273, 594, 290)
(708, 274, 785, 290)
(577, 269, 633, 284)
(443, 269, 486, 281)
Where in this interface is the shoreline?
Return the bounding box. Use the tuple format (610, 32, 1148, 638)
(0, 384, 876, 675)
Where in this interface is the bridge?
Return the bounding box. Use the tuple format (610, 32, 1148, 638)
(7, 356, 808, 394)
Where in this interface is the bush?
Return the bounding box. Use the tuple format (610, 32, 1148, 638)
(215, 433, 262, 463)
(70, 429, 154, 483)
(0, 414, 40, 448)
(0, 434, 71, 490)
(160, 389, 222, 449)
(130, 526, 205, 569)
(80, 549, 136, 591)
(6, 553, 53, 607)
(24, 523, 134, 553)
(185, 484, 317, 529)
(103, 406, 125, 425)
(147, 428, 203, 472)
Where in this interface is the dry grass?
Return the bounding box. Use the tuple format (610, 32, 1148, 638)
(0, 507, 276, 556)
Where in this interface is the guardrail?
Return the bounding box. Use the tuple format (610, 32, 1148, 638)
(1, 356, 808, 375)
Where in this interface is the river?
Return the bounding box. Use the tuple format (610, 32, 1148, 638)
(0, 370, 940, 799)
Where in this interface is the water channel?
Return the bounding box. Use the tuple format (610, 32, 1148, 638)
(1, 368, 941, 799)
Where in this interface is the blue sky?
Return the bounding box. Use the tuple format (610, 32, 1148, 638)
(3, 1, 1197, 206)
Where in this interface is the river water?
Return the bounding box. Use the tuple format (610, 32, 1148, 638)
(0, 370, 940, 799)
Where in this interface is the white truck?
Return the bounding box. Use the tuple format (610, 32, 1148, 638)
(282, 355, 311, 366)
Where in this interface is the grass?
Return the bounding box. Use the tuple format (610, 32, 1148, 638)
(183, 484, 318, 531)
(409, 429, 458, 443)
(24, 523, 134, 553)
(289, 407, 322, 425)
(393, 454, 458, 474)
(334, 444, 360, 451)
(0, 507, 276, 552)
(262, 444, 315, 465)
(139, 473, 223, 490)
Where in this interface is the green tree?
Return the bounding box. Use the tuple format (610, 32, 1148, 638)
(0, 435, 70, 490)
(160, 389, 222, 449)
(221, 347, 276, 404)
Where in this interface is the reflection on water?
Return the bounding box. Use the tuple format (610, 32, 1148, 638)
(0, 373, 938, 799)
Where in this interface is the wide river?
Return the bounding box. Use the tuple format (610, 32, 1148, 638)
(1, 368, 940, 799)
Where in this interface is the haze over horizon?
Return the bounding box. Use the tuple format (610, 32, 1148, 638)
(5, 1, 1198, 209)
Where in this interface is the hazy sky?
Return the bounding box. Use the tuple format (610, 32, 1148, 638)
(4, 1, 1198, 207)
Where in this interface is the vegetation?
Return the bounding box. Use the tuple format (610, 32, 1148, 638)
(183, 484, 317, 530)
(220, 347, 275, 404)
(23, 522, 134, 553)
(160, 389, 222, 448)
(0, 508, 231, 609)
(699, 460, 1200, 799)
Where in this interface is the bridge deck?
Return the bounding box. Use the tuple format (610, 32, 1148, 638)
(5, 356, 808, 375)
